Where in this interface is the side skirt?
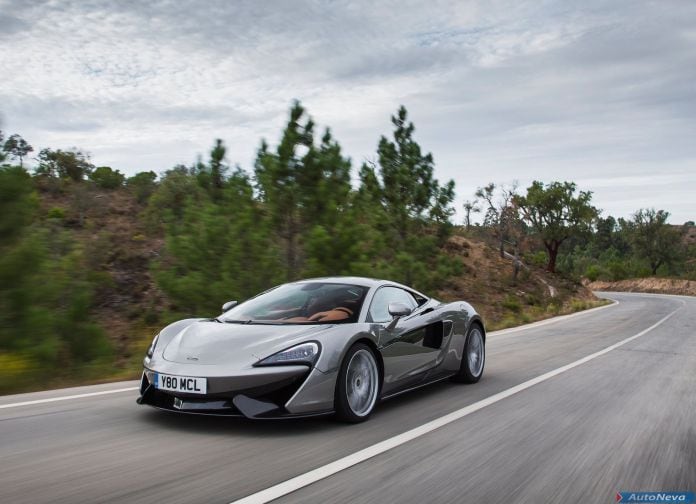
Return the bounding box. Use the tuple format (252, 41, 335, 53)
(379, 372, 456, 401)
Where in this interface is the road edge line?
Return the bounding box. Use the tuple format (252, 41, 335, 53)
(0, 387, 139, 409)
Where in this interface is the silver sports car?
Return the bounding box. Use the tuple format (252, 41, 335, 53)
(137, 276, 486, 422)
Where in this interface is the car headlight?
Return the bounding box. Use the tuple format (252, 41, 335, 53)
(255, 342, 320, 367)
(146, 334, 159, 359)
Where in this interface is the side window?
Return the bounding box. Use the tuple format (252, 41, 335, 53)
(368, 287, 418, 323)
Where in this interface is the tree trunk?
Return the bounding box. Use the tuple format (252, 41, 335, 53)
(651, 260, 662, 275)
(286, 238, 297, 280)
(512, 246, 520, 284)
(545, 241, 559, 273)
(284, 214, 297, 280)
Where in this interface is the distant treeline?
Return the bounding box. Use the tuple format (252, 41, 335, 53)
(463, 180, 694, 280)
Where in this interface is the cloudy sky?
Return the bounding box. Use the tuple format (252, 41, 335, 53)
(1, 0, 695, 223)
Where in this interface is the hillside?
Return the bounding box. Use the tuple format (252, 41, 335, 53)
(439, 235, 599, 330)
(35, 182, 167, 367)
(1, 171, 600, 395)
(35, 185, 596, 378)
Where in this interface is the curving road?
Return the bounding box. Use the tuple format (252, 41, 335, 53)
(1, 292, 694, 504)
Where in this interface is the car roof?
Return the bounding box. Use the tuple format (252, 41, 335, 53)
(293, 276, 428, 298)
(293, 276, 382, 287)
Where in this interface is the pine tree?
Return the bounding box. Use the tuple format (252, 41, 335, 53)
(367, 106, 458, 289)
(301, 130, 371, 277)
(254, 101, 314, 279)
(155, 169, 282, 315)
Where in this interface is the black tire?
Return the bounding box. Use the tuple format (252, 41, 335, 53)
(452, 323, 485, 383)
(334, 343, 381, 423)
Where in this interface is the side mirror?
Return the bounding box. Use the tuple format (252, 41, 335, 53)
(388, 302, 412, 318)
(386, 302, 412, 330)
(221, 300, 238, 312)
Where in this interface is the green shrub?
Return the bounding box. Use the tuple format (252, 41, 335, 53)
(126, 171, 157, 203)
(570, 300, 590, 311)
(546, 299, 562, 315)
(525, 293, 541, 306)
(635, 265, 652, 278)
(502, 294, 521, 313)
(90, 166, 125, 189)
(518, 267, 531, 282)
(526, 251, 548, 268)
(47, 207, 65, 219)
(143, 308, 160, 326)
(606, 259, 629, 281)
(585, 264, 602, 282)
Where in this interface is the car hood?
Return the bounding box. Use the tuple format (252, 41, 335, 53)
(162, 321, 330, 366)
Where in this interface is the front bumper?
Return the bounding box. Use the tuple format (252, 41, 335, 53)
(137, 365, 334, 419)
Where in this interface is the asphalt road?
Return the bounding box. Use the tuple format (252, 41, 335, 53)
(1, 292, 694, 504)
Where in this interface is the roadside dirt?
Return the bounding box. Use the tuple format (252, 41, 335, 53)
(587, 278, 696, 296)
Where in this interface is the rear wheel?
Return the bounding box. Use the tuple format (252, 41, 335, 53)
(452, 324, 485, 383)
(335, 343, 380, 423)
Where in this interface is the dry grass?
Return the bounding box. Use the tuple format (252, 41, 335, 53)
(588, 278, 696, 297)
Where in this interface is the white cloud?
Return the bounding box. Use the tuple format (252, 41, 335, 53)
(0, 0, 694, 222)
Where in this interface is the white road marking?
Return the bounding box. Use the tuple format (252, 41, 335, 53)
(229, 302, 683, 504)
(0, 387, 139, 409)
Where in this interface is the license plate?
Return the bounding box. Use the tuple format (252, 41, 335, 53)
(154, 373, 207, 394)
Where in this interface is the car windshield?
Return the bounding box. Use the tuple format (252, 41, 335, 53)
(220, 282, 368, 324)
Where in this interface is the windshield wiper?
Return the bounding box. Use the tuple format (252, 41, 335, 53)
(223, 319, 253, 324)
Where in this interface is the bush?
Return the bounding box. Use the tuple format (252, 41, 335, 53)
(144, 166, 202, 228)
(502, 294, 521, 313)
(47, 207, 65, 219)
(585, 264, 602, 282)
(525, 293, 541, 306)
(90, 166, 125, 189)
(0, 166, 36, 241)
(126, 171, 157, 203)
(0, 353, 36, 394)
(546, 298, 562, 315)
(526, 251, 548, 268)
(143, 307, 160, 325)
(571, 300, 592, 311)
(605, 259, 629, 281)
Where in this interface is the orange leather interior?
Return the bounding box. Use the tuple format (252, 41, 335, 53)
(285, 306, 353, 323)
(308, 307, 352, 322)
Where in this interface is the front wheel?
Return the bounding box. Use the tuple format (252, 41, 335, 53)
(334, 343, 380, 423)
(452, 324, 485, 383)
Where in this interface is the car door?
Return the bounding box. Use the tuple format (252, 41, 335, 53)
(370, 287, 446, 395)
